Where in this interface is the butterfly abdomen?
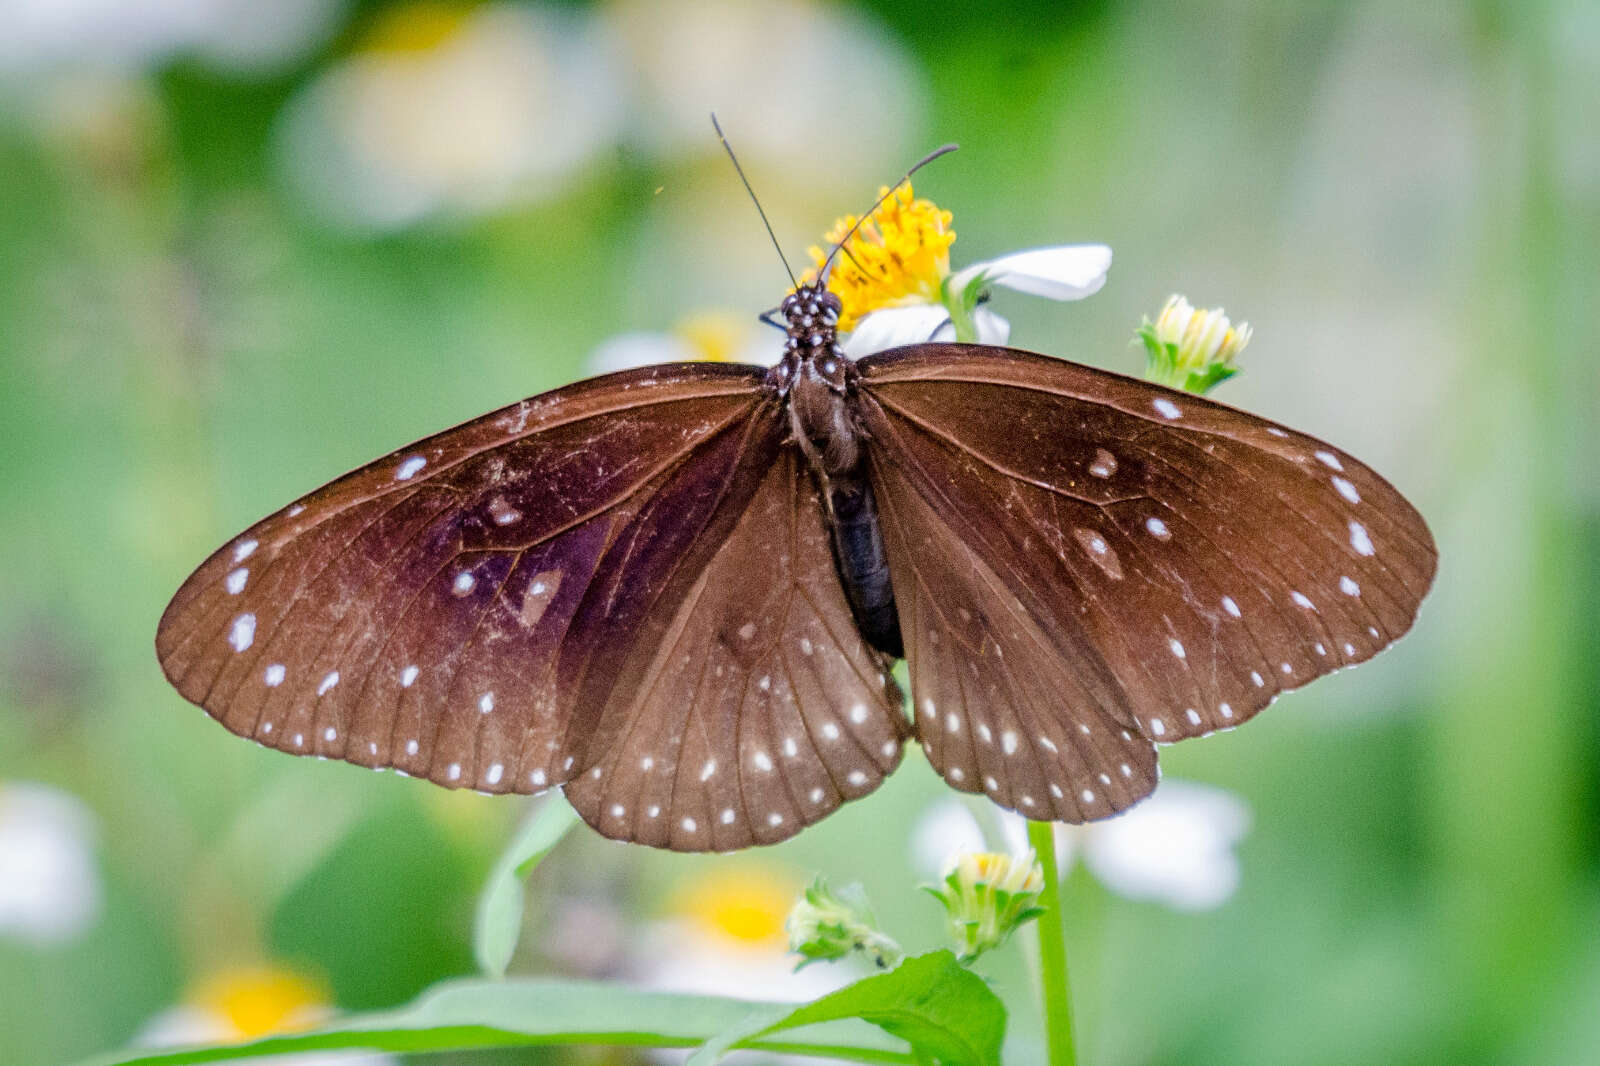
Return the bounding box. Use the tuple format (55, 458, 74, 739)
(827, 475, 904, 659)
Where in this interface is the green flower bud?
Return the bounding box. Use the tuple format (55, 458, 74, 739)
(785, 877, 903, 970)
(923, 851, 1046, 964)
(1139, 294, 1252, 394)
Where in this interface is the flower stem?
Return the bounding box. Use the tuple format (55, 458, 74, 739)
(1028, 819, 1076, 1066)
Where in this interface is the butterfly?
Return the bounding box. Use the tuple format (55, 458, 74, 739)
(156, 160, 1436, 854)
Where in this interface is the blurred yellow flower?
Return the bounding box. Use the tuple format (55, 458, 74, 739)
(189, 965, 328, 1040)
(358, 2, 475, 54)
(802, 182, 955, 333)
(674, 865, 795, 946)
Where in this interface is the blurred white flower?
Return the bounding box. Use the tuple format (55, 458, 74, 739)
(0, 781, 101, 946)
(634, 864, 855, 1003)
(587, 310, 782, 377)
(915, 781, 1251, 912)
(0, 0, 341, 75)
(606, 0, 923, 193)
(139, 964, 394, 1065)
(277, 3, 624, 232)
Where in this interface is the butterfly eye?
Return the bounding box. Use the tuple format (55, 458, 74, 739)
(820, 293, 842, 320)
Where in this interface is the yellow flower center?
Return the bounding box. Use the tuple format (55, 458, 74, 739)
(190, 965, 328, 1040)
(803, 182, 955, 332)
(675, 866, 796, 947)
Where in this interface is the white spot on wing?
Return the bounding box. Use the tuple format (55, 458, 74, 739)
(317, 671, 339, 695)
(478, 692, 494, 713)
(396, 455, 427, 480)
(849, 703, 868, 724)
(263, 663, 285, 687)
(700, 759, 716, 781)
(1222, 596, 1241, 618)
(447, 763, 461, 781)
(452, 571, 476, 595)
(1146, 516, 1171, 539)
(1349, 520, 1375, 556)
(401, 665, 418, 687)
(1089, 448, 1118, 478)
(1291, 591, 1315, 610)
(1150, 718, 1166, 736)
(228, 613, 256, 652)
(233, 539, 258, 563)
(1315, 450, 1344, 471)
(225, 568, 248, 595)
(1340, 576, 1361, 597)
(1169, 638, 1186, 659)
(1153, 397, 1182, 419)
(753, 751, 773, 772)
(1332, 476, 1361, 504)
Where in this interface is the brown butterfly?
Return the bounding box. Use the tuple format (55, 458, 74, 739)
(156, 156, 1436, 854)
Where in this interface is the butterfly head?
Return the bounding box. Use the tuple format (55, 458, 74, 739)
(779, 283, 844, 372)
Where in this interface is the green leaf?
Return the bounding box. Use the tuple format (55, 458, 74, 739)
(76, 978, 912, 1066)
(472, 796, 582, 977)
(691, 951, 1005, 1066)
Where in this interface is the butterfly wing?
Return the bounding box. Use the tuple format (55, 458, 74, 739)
(857, 344, 1436, 821)
(153, 367, 754, 791)
(563, 447, 905, 851)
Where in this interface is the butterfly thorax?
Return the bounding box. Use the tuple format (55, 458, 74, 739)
(775, 282, 860, 478)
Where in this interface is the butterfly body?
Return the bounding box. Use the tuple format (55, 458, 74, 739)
(158, 279, 1436, 852)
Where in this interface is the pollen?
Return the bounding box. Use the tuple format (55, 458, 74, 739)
(802, 182, 955, 332)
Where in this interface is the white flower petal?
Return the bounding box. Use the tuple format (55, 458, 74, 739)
(972, 307, 1011, 346)
(840, 303, 952, 358)
(0, 782, 101, 946)
(953, 244, 1113, 302)
(910, 799, 989, 878)
(586, 331, 698, 375)
(1080, 781, 1250, 911)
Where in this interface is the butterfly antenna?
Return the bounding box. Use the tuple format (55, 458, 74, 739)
(711, 114, 799, 291)
(818, 142, 959, 282)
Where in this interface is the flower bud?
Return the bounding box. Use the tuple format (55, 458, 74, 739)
(1140, 294, 1252, 394)
(923, 851, 1046, 963)
(785, 877, 903, 970)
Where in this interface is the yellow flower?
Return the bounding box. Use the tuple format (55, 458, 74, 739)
(802, 182, 955, 333)
(674, 865, 796, 947)
(189, 965, 329, 1040)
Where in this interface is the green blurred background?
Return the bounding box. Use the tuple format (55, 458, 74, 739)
(1, 0, 1596, 1063)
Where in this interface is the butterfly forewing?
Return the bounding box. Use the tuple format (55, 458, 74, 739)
(157, 363, 797, 796)
(858, 344, 1436, 814)
(564, 448, 906, 851)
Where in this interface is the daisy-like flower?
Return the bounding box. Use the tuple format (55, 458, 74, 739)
(276, 2, 623, 232)
(0, 781, 101, 946)
(634, 863, 858, 1003)
(139, 962, 395, 1065)
(1139, 294, 1253, 394)
(914, 781, 1251, 912)
(586, 309, 782, 376)
(801, 182, 1112, 358)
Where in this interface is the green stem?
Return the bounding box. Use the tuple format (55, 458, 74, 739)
(1028, 819, 1076, 1066)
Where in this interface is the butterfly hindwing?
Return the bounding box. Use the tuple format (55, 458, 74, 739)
(564, 448, 906, 851)
(858, 344, 1435, 815)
